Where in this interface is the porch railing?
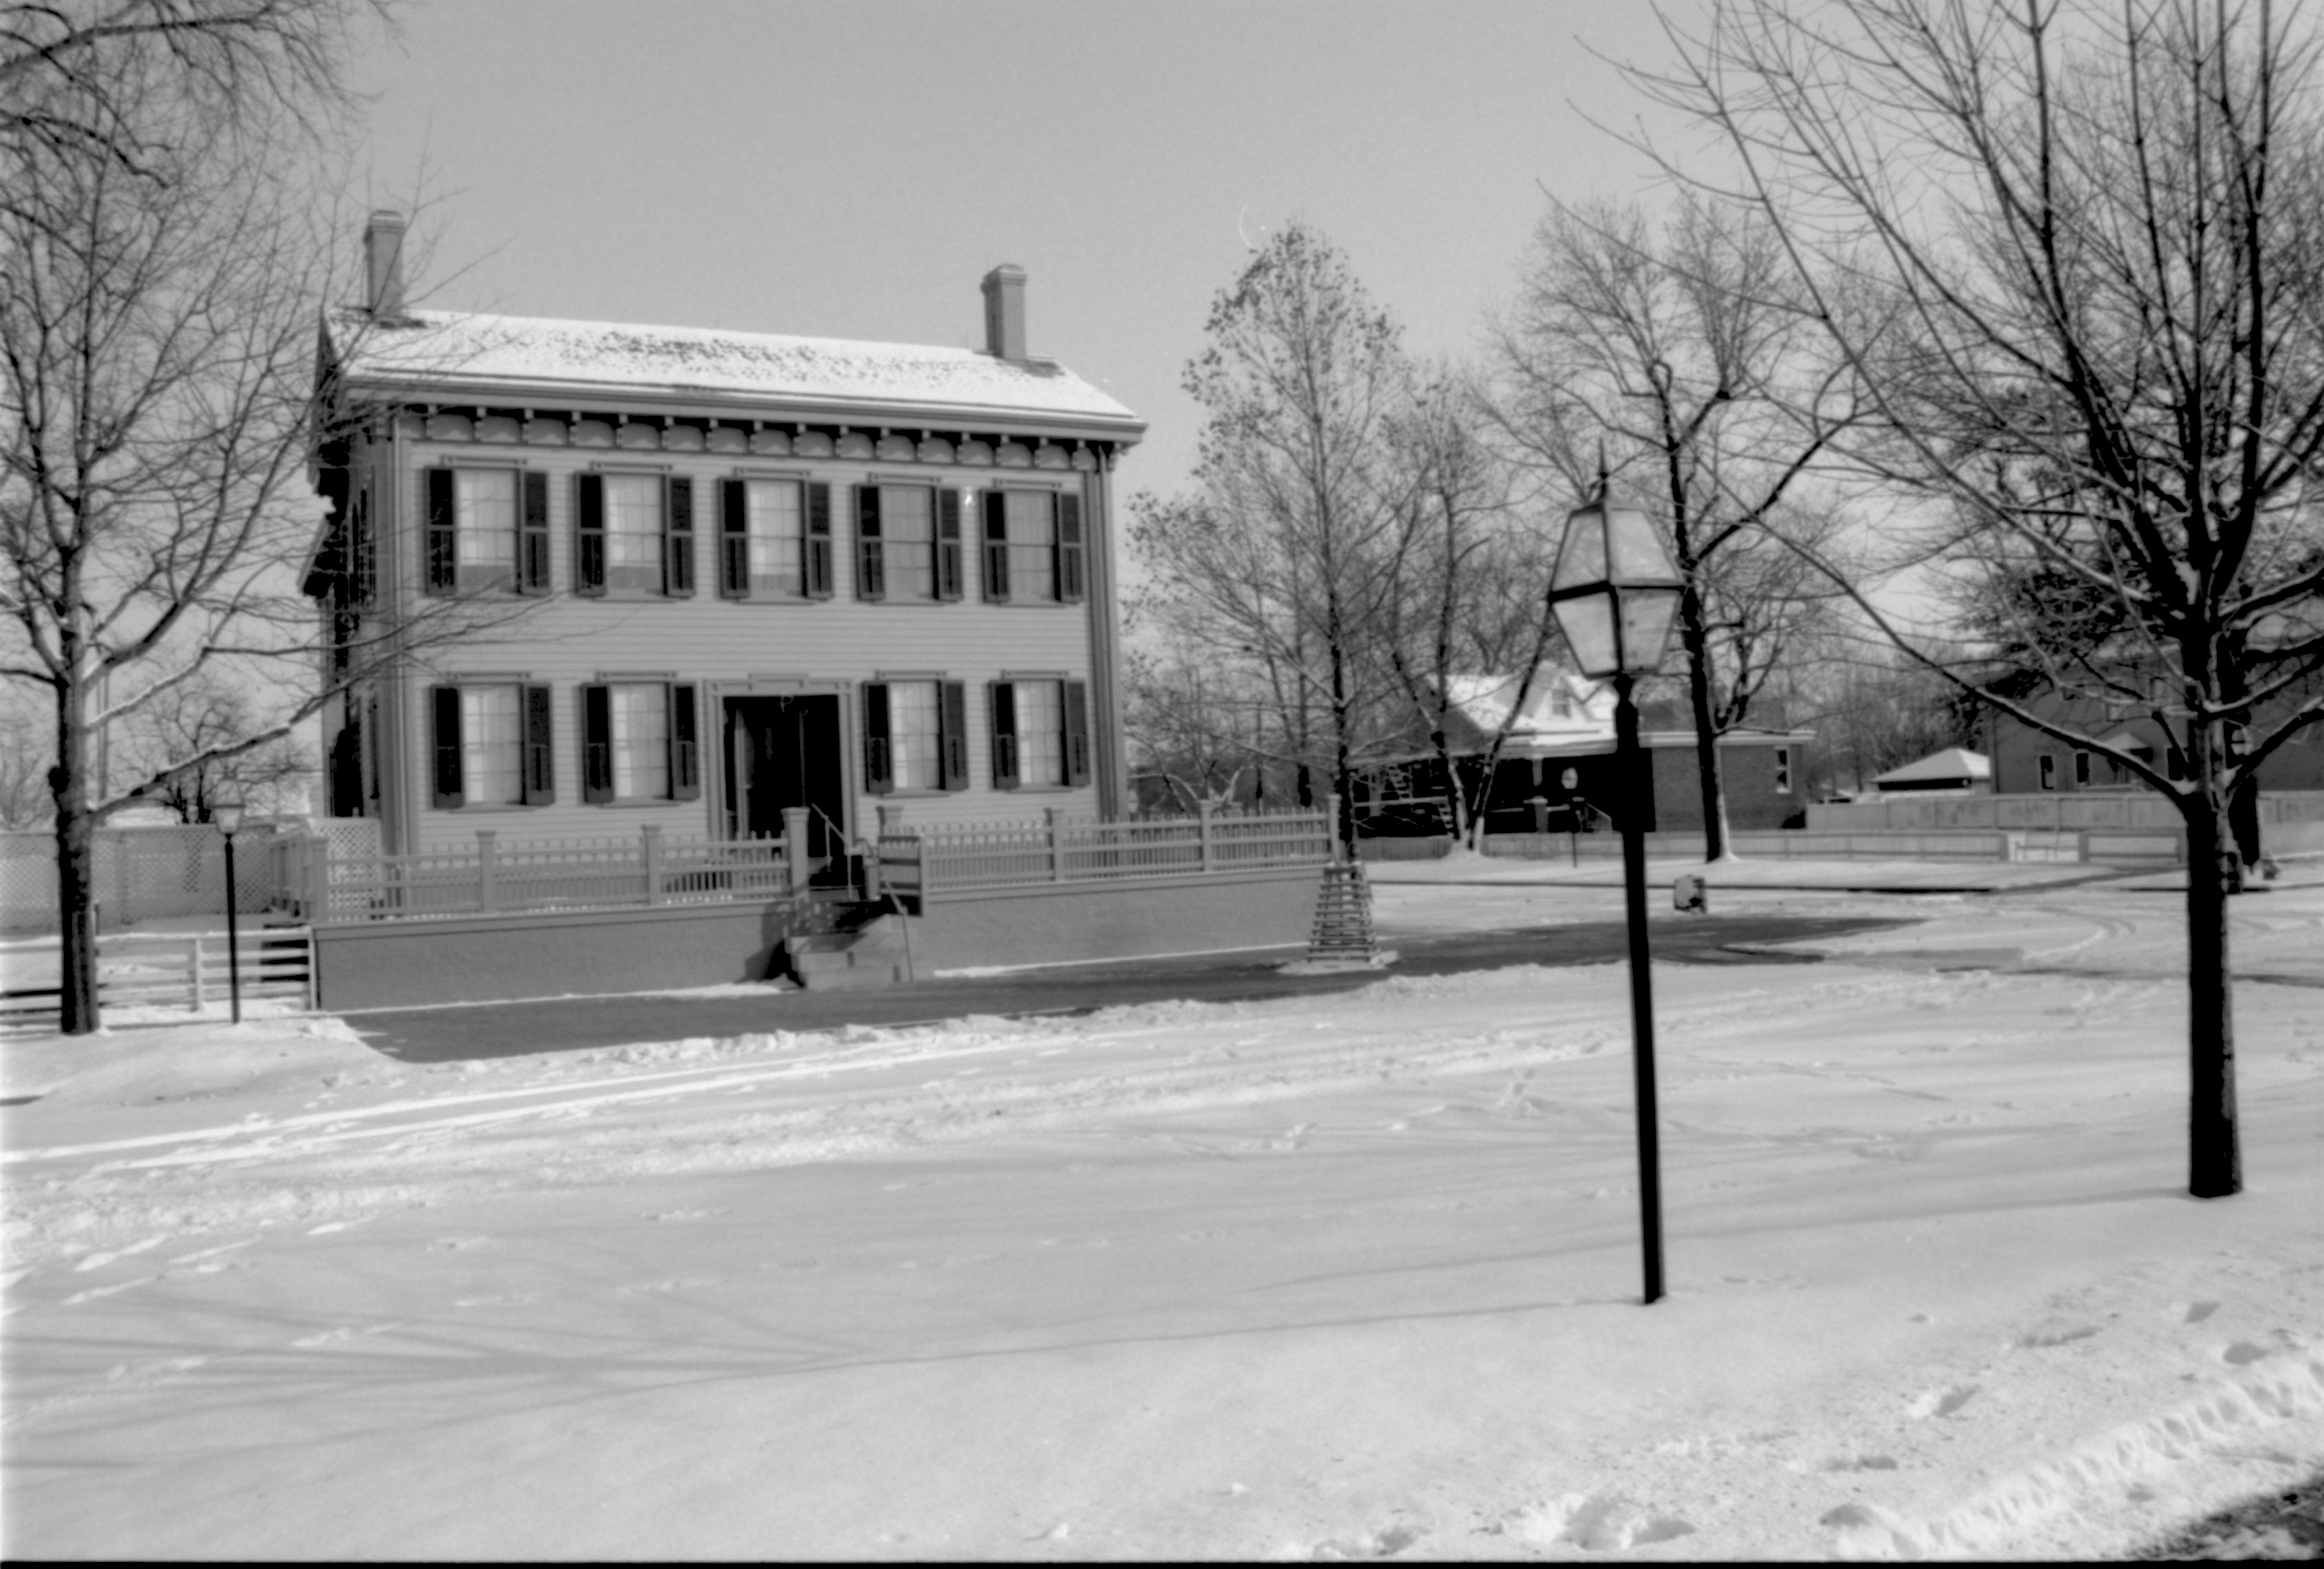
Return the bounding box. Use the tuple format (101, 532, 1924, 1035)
(876, 805, 1334, 897)
(272, 827, 793, 923)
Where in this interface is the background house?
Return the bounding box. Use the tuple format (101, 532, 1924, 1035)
(1352, 666, 1812, 837)
(308, 214, 1146, 874)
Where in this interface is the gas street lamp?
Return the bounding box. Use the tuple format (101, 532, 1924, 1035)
(1546, 480, 1685, 1304)
(214, 798, 245, 1024)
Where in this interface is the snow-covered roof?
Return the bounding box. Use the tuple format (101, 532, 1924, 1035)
(1874, 747, 1992, 786)
(327, 308, 1143, 433)
(1443, 668, 1611, 740)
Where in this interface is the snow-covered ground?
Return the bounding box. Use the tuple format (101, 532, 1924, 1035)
(4, 872, 2321, 1560)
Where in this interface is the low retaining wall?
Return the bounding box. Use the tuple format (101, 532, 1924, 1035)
(912, 867, 1320, 972)
(312, 868, 1327, 1010)
(312, 899, 812, 1011)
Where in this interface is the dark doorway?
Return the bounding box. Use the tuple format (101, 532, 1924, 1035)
(724, 695, 848, 886)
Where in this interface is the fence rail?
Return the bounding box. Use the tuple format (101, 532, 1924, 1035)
(1, 927, 314, 1026)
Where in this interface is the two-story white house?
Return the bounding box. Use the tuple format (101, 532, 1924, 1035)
(307, 213, 1145, 886)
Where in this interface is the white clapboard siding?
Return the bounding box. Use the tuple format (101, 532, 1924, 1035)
(389, 446, 1107, 852)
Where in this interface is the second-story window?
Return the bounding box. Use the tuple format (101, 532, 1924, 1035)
(426, 468, 545, 594)
(855, 484, 962, 603)
(605, 474, 663, 593)
(980, 488, 1085, 603)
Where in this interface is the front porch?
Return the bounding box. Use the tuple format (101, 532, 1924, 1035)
(271, 808, 1337, 1010)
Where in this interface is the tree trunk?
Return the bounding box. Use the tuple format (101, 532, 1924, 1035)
(1679, 583, 1728, 861)
(2182, 788, 2242, 1199)
(50, 681, 100, 1035)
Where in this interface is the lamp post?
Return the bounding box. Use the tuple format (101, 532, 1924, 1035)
(214, 799, 244, 1024)
(1546, 479, 1685, 1305)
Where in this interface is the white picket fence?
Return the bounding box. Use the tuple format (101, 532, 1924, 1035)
(1, 927, 314, 1027)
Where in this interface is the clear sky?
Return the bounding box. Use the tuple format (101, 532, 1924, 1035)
(349, 0, 1692, 514)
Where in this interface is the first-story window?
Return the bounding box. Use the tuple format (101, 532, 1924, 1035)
(1773, 746, 1792, 794)
(2073, 750, 2092, 787)
(988, 679, 1090, 790)
(430, 683, 554, 808)
(580, 681, 700, 803)
(2038, 752, 2057, 790)
(863, 679, 966, 793)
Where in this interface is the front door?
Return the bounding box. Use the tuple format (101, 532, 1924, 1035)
(724, 695, 849, 886)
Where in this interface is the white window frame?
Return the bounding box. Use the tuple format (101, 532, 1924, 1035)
(888, 679, 943, 790)
(603, 474, 664, 594)
(609, 682, 670, 799)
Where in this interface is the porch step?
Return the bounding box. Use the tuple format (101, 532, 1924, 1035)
(1307, 862, 1381, 964)
(779, 913, 916, 990)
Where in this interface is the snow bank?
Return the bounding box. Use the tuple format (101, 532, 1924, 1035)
(4, 881, 2319, 1559)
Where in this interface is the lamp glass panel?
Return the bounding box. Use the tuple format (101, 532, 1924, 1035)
(1552, 588, 1620, 677)
(213, 805, 243, 835)
(1552, 503, 1607, 592)
(1619, 588, 1683, 674)
(1607, 504, 1681, 583)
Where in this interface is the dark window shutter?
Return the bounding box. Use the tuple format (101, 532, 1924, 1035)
(805, 482, 834, 599)
(522, 683, 555, 804)
(668, 682, 700, 799)
(1056, 492, 1085, 603)
(665, 477, 694, 597)
(425, 469, 457, 594)
(719, 479, 749, 599)
(936, 488, 963, 601)
(575, 474, 605, 596)
(939, 681, 969, 791)
(854, 485, 885, 600)
(430, 685, 464, 808)
(519, 471, 550, 594)
(581, 684, 614, 803)
(981, 490, 1010, 601)
(1063, 679, 1091, 787)
(989, 681, 1019, 790)
(862, 681, 892, 795)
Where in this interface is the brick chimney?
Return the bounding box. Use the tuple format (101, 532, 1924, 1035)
(363, 210, 407, 319)
(981, 263, 1026, 359)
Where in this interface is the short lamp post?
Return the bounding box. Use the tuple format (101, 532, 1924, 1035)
(214, 799, 245, 1024)
(1546, 481, 1685, 1305)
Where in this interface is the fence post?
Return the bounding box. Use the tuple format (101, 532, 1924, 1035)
(1046, 807, 1065, 881)
(476, 830, 498, 914)
(783, 806, 811, 894)
(112, 831, 130, 933)
(642, 825, 664, 906)
(1324, 792, 1343, 865)
(189, 934, 205, 1012)
(307, 837, 332, 924)
(1197, 801, 1214, 874)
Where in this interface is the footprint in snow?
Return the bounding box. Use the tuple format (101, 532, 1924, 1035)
(1907, 1383, 1979, 1419)
(2015, 1319, 2102, 1349)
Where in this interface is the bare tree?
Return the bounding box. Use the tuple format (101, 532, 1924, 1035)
(1632, 0, 2324, 1195)
(1130, 224, 1412, 851)
(1377, 367, 1564, 849)
(1, 1, 523, 1033)
(1122, 646, 1257, 813)
(111, 670, 313, 822)
(1490, 194, 1858, 859)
